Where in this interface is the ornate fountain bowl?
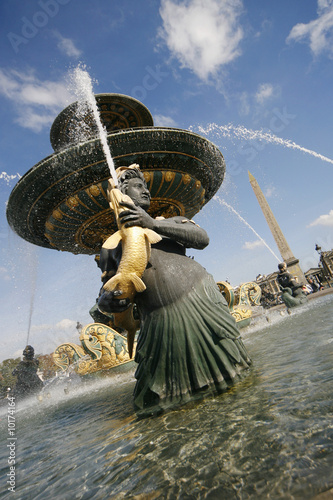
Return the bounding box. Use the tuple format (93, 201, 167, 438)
(7, 93, 226, 255)
(7, 127, 225, 254)
(50, 93, 154, 151)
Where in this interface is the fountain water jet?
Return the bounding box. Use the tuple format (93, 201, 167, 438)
(25, 246, 38, 345)
(214, 195, 280, 262)
(70, 67, 118, 186)
(197, 123, 333, 165)
(1, 172, 21, 183)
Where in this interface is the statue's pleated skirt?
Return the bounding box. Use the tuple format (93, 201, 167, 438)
(133, 274, 252, 411)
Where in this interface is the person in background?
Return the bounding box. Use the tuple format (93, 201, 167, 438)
(307, 277, 320, 293)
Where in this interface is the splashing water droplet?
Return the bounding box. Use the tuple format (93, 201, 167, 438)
(1, 172, 21, 184)
(70, 66, 118, 186)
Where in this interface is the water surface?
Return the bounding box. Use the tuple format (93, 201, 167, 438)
(1, 296, 332, 499)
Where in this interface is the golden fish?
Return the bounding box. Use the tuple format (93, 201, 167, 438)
(102, 186, 161, 357)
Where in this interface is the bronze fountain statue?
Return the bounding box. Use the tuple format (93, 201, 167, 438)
(12, 345, 43, 398)
(6, 92, 252, 413)
(277, 262, 307, 308)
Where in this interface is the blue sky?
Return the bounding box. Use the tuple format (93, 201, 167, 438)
(1, 0, 333, 360)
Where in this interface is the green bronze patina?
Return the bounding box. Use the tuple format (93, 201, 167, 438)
(6, 93, 225, 255)
(280, 288, 308, 308)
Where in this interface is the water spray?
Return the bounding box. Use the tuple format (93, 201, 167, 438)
(25, 245, 38, 346)
(1, 172, 21, 183)
(198, 123, 333, 166)
(71, 67, 118, 186)
(214, 195, 280, 262)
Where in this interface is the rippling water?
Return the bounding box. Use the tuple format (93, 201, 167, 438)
(1, 296, 332, 499)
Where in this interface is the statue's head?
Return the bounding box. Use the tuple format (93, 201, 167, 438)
(278, 262, 287, 272)
(23, 345, 34, 359)
(113, 164, 151, 209)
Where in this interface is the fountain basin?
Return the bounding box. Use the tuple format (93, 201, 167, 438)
(1, 297, 332, 499)
(6, 126, 225, 254)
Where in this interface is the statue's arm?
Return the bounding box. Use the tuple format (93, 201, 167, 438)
(119, 202, 209, 249)
(153, 216, 209, 249)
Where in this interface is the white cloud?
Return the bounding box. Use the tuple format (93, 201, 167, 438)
(287, 1, 333, 56)
(237, 84, 279, 116)
(26, 319, 79, 356)
(54, 318, 78, 330)
(154, 114, 178, 127)
(158, 0, 244, 81)
(1, 318, 81, 361)
(53, 31, 82, 58)
(243, 240, 265, 250)
(0, 68, 75, 132)
(13, 350, 23, 359)
(255, 83, 278, 104)
(308, 209, 333, 227)
(15, 108, 55, 131)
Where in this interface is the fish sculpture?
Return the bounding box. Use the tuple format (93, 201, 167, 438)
(102, 181, 161, 358)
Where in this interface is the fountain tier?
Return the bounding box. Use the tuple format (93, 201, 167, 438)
(6, 94, 225, 255)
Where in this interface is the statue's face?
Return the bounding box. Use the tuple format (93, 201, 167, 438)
(126, 178, 151, 209)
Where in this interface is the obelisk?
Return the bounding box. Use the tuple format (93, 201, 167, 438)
(248, 171, 306, 283)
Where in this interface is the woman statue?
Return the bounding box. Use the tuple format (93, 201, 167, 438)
(98, 166, 251, 413)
